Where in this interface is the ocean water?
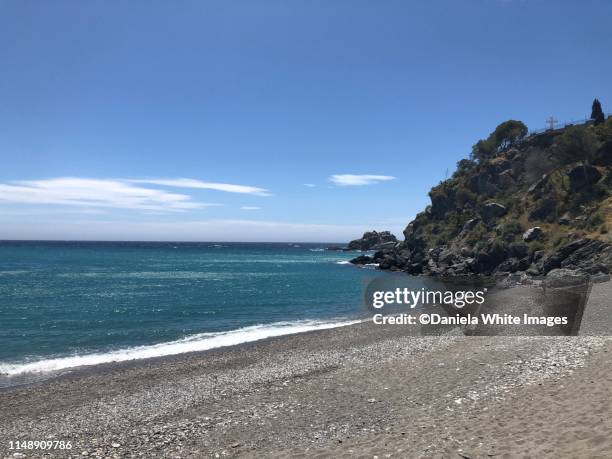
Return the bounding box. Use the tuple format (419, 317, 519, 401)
(0, 241, 431, 377)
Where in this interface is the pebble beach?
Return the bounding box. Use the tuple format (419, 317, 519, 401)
(1, 282, 611, 458)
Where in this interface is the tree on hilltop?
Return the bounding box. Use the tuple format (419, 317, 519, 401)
(470, 120, 528, 162)
(591, 99, 605, 125)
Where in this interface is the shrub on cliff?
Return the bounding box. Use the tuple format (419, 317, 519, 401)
(453, 159, 477, 178)
(554, 125, 600, 167)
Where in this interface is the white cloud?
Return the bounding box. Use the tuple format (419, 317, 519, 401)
(303, 183, 316, 187)
(240, 206, 261, 210)
(0, 178, 216, 212)
(130, 178, 271, 196)
(329, 174, 396, 186)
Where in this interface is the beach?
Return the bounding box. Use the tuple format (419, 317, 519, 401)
(1, 282, 611, 458)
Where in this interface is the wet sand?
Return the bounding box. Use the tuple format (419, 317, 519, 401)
(1, 283, 611, 458)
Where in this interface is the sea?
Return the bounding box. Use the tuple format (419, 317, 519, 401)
(0, 241, 439, 381)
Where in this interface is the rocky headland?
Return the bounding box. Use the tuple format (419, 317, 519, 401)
(350, 116, 612, 285)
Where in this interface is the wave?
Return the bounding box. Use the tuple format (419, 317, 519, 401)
(0, 318, 362, 376)
(335, 260, 352, 265)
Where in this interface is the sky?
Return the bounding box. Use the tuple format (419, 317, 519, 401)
(0, 0, 611, 242)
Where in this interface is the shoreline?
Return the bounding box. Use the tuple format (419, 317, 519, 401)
(1, 282, 610, 458)
(3, 277, 610, 391)
(0, 317, 367, 388)
(0, 319, 370, 393)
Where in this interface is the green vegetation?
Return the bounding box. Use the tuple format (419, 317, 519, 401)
(471, 120, 528, 162)
(553, 125, 600, 167)
(401, 100, 611, 265)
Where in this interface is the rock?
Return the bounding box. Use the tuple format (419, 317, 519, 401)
(558, 213, 571, 225)
(474, 241, 509, 274)
(402, 222, 418, 240)
(528, 196, 556, 221)
(540, 239, 591, 274)
(495, 257, 520, 273)
(347, 231, 397, 251)
(460, 218, 480, 235)
(375, 241, 398, 251)
(591, 273, 611, 284)
(526, 264, 541, 276)
(568, 165, 602, 190)
(349, 255, 374, 265)
(508, 243, 529, 259)
(599, 246, 612, 271)
(544, 269, 589, 288)
(523, 227, 544, 242)
(497, 169, 515, 189)
(480, 202, 507, 220)
(517, 257, 531, 271)
(560, 239, 610, 274)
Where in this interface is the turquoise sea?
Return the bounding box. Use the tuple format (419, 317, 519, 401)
(0, 241, 437, 377)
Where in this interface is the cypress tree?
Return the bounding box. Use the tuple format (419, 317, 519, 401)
(591, 98, 605, 125)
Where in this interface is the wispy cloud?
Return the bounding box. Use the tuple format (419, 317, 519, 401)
(303, 183, 316, 188)
(240, 206, 261, 210)
(329, 174, 396, 186)
(0, 178, 216, 212)
(130, 178, 271, 196)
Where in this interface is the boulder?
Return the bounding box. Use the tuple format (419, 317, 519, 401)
(528, 197, 556, 221)
(349, 255, 374, 265)
(544, 269, 589, 289)
(480, 202, 507, 220)
(568, 165, 602, 190)
(523, 227, 544, 242)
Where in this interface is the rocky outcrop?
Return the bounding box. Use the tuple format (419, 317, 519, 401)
(347, 231, 398, 251)
(544, 269, 590, 288)
(480, 202, 507, 220)
(349, 117, 611, 281)
(568, 165, 602, 190)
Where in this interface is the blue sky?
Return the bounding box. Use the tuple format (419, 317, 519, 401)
(0, 0, 610, 242)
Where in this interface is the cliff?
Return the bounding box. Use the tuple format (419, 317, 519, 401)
(351, 116, 612, 281)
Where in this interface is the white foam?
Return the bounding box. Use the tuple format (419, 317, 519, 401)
(0, 318, 362, 376)
(335, 260, 351, 265)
